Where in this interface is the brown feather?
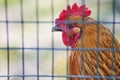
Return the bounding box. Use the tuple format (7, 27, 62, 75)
(68, 16, 120, 80)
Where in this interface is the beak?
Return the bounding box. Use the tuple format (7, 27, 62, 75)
(52, 26, 62, 32)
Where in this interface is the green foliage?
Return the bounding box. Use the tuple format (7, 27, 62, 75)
(0, 0, 21, 7)
(0, 50, 22, 62)
(0, 0, 4, 6)
(0, 50, 7, 61)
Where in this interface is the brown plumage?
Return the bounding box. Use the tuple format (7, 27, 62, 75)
(68, 16, 120, 80)
(52, 3, 120, 80)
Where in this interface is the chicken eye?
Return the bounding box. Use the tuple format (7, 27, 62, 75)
(67, 23, 77, 30)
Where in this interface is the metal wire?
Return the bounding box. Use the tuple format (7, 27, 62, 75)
(66, 0, 70, 80)
(0, 74, 120, 79)
(0, 20, 120, 24)
(51, 0, 54, 79)
(81, 0, 85, 78)
(35, 0, 40, 79)
(20, 0, 25, 80)
(0, 0, 120, 80)
(5, 0, 10, 80)
(111, 0, 116, 76)
(96, 0, 100, 78)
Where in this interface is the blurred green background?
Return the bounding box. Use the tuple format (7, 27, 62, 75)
(0, 0, 120, 80)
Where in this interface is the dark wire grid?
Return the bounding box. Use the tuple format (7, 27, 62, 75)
(5, 0, 10, 80)
(66, 0, 70, 80)
(96, 0, 100, 78)
(0, 20, 120, 24)
(0, 74, 120, 79)
(0, 47, 120, 51)
(111, 0, 116, 76)
(20, 0, 25, 79)
(35, 0, 40, 80)
(51, 0, 54, 80)
(81, 0, 85, 79)
(1, 0, 120, 80)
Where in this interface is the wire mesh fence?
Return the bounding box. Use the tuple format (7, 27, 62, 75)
(0, 0, 120, 80)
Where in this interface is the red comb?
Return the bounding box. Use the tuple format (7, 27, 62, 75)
(78, 4, 91, 17)
(56, 3, 91, 22)
(59, 10, 67, 20)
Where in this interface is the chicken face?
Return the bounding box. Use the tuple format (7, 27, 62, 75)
(52, 16, 82, 47)
(52, 3, 91, 47)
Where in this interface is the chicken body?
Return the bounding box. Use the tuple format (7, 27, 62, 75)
(52, 3, 120, 80)
(68, 16, 120, 80)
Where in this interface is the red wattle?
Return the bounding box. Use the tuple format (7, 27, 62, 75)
(62, 31, 80, 48)
(62, 32, 75, 47)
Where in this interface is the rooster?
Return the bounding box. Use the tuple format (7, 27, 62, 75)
(52, 3, 120, 80)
